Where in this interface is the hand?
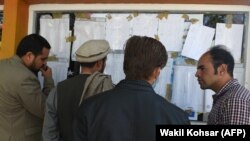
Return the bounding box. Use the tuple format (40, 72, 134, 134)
(40, 65, 52, 79)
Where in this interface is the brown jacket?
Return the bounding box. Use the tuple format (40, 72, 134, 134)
(0, 56, 54, 141)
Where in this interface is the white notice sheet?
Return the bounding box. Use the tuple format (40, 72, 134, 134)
(131, 14, 158, 38)
(158, 14, 185, 51)
(106, 14, 131, 50)
(215, 23, 244, 63)
(181, 24, 215, 60)
(40, 14, 71, 60)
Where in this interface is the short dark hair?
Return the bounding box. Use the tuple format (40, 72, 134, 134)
(16, 34, 51, 57)
(123, 35, 168, 80)
(208, 45, 234, 77)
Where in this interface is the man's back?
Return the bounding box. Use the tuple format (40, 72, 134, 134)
(57, 74, 89, 140)
(43, 39, 113, 141)
(74, 80, 190, 141)
(43, 73, 113, 141)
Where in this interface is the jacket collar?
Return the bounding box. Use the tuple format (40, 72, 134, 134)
(116, 79, 155, 92)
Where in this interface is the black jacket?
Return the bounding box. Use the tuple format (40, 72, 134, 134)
(73, 79, 190, 141)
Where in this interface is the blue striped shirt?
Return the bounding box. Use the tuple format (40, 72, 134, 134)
(208, 79, 250, 125)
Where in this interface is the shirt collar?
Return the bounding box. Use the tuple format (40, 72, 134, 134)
(212, 79, 238, 99)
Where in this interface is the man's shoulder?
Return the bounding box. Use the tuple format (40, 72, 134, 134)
(1, 58, 35, 81)
(80, 88, 114, 106)
(90, 72, 112, 79)
(58, 74, 89, 85)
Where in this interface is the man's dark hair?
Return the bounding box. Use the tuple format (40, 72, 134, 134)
(16, 33, 51, 57)
(123, 35, 167, 80)
(208, 45, 234, 77)
(80, 57, 107, 68)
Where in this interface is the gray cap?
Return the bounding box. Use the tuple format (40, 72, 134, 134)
(76, 40, 110, 63)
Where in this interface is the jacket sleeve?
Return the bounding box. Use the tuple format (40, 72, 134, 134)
(17, 76, 48, 118)
(43, 88, 60, 141)
(43, 77, 55, 96)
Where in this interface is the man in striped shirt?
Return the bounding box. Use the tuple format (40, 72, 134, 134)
(195, 45, 250, 125)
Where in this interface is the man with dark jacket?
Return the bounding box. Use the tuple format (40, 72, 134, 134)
(42, 40, 114, 141)
(73, 35, 190, 141)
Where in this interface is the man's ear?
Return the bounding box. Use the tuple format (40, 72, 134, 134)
(96, 60, 102, 67)
(153, 66, 161, 78)
(23, 51, 35, 65)
(26, 52, 34, 59)
(218, 64, 228, 75)
(95, 60, 104, 71)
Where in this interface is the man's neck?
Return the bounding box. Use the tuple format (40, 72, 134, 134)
(81, 67, 98, 74)
(213, 76, 233, 93)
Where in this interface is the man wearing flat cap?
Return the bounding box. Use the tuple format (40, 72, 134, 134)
(42, 40, 114, 141)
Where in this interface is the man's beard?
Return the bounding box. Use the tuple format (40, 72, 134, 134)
(28, 61, 40, 77)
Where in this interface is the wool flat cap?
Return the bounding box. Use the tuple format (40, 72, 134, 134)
(76, 40, 110, 63)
